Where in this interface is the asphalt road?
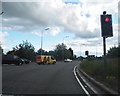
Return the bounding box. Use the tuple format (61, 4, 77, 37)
(2, 61, 86, 95)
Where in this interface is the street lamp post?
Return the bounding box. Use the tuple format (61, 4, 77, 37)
(40, 27, 50, 55)
(0, 12, 4, 50)
(40, 31, 43, 55)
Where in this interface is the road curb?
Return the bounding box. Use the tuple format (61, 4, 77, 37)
(76, 65, 119, 95)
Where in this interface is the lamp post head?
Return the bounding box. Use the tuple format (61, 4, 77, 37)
(0, 12, 4, 15)
(45, 27, 50, 30)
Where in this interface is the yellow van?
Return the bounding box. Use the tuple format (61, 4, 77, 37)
(36, 55, 56, 64)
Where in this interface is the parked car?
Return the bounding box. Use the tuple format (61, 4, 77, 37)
(64, 59, 72, 62)
(2, 54, 23, 65)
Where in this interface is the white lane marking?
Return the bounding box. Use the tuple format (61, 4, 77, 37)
(76, 64, 98, 94)
(73, 66, 91, 96)
(80, 75, 98, 94)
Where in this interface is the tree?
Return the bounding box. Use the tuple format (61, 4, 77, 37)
(107, 44, 120, 58)
(54, 43, 67, 60)
(36, 43, 75, 61)
(48, 50, 56, 57)
(36, 48, 50, 55)
(68, 48, 73, 59)
(7, 50, 16, 55)
(73, 55, 77, 60)
(0, 45, 4, 55)
(7, 40, 36, 61)
(54, 43, 74, 61)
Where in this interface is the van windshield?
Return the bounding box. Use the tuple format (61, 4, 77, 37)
(51, 56, 54, 60)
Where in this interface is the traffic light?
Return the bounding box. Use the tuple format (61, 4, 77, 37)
(100, 14, 113, 37)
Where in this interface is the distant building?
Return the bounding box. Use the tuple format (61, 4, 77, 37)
(88, 55, 95, 58)
(86, 55, 95, 60)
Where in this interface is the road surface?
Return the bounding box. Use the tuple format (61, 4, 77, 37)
(2, 61, 87, 95)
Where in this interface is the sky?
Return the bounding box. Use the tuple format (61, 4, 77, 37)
(0, 0, 119, 57)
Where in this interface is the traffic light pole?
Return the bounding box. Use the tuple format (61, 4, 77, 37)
(101, 11, 113, 77)
(103, 37, 106, 56)
(103, 37, 107, 77)
(102, 12, 107, 74)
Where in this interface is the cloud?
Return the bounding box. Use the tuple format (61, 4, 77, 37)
(2, 1, 118, 39)
(2, 0, 119, 39)
(31, 26, 60, 36)
(64, 37, 103, 56)
(50, 26, 61, 36)
(2, 0, 119, 54)
(119, 2, 120, 20)
(0, 32, 8, 44)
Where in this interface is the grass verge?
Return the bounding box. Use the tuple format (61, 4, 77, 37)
(80, 58, 119, 91)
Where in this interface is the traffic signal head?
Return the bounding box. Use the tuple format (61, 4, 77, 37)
(105, 17, 109, 22)
(100, 14, 113, 37)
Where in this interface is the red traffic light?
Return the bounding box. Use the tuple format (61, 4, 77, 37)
(105, 17, 109, 22)
(100, 14, 113, 37)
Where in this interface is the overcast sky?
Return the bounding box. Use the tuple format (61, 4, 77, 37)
(0, 0, 119, 57)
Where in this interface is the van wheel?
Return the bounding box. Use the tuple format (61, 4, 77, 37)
(38, 63, 41, 65)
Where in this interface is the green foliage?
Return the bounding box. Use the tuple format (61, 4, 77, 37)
(54, 43, 74, 60)
(68, 48, 74, 59)
(0, 45, 3, 55)
(80, 59, 104, 77)
(107, 44, 120, 58)
(80, 58, 118, 90)
(54, 43, 66, 60)
(7, 40, 36, 61)
(36, 48, 49, 55)
(36, 43, 74, 61)
(7, 42, 75, 61)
